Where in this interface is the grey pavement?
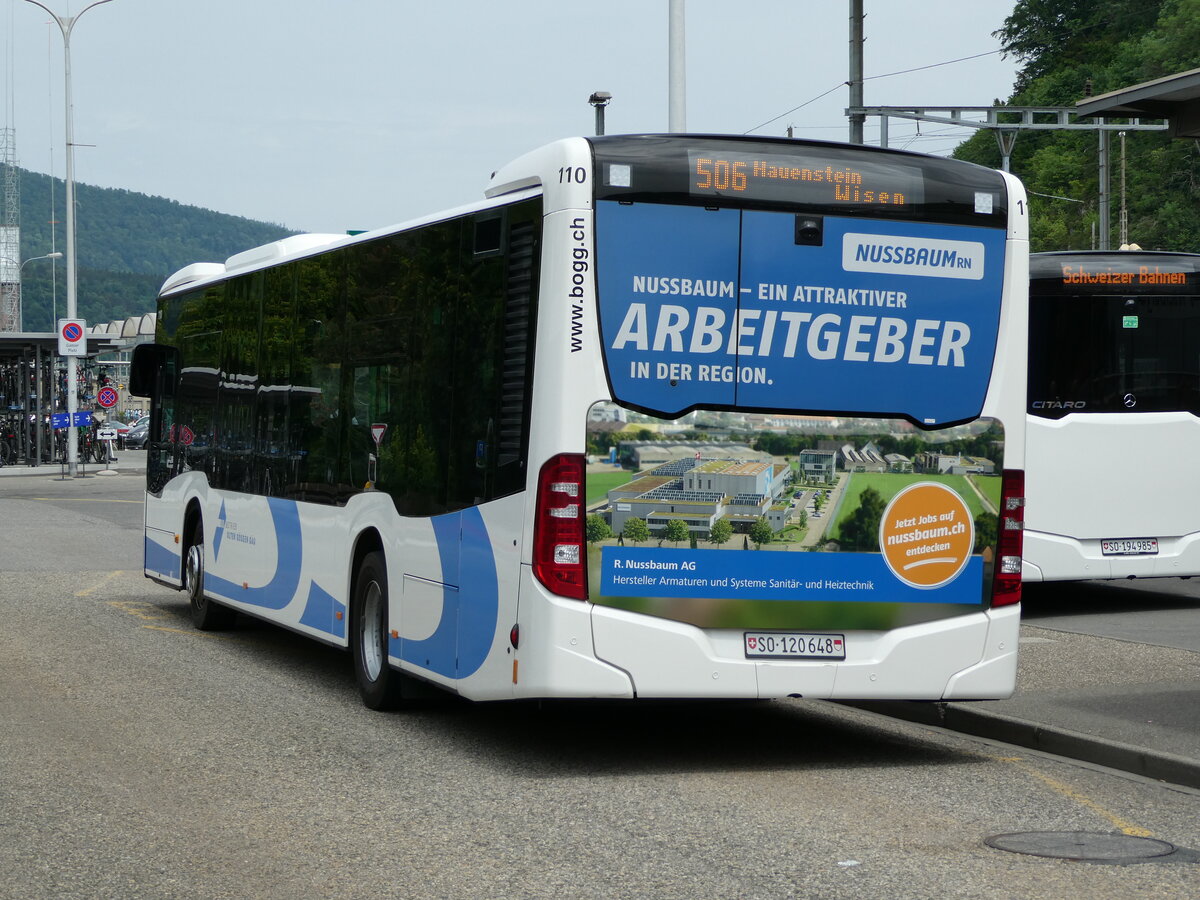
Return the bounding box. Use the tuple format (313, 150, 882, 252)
(6, 451, 1198, 789)
(849, 620, 1200, 789)
(0, 446, 146, 479)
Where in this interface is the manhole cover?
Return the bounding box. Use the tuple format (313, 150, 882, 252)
(986, 831, 1176, 862)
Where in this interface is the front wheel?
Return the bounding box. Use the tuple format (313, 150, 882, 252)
(351, 550, 406, 710)
(185, 518, 236, 630)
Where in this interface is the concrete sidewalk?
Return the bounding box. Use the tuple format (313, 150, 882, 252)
(851, 623, 1200, 789)
(0, 447, 147, 478)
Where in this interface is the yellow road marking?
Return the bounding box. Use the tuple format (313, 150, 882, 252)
(1012, 759, 1155, 837)
(77, 571, 128, 597)
(105, 600, 168, 620)
(975, 749, 1154, 837)
(104, 599, 236, 640)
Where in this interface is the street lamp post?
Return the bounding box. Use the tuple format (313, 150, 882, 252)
(588, 92, 612, 136)
(21, 252, 63, 331)
(0, 251, 62, 330)
(29, 251, 66, 328)
(24, 0, 113, 477)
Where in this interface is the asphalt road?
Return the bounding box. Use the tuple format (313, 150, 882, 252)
(2, 470, 1199, 899)
(1024, 579, 1200, 653)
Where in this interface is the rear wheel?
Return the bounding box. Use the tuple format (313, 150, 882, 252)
(351, 550, 406, 710)
(185, 518, 236, 630)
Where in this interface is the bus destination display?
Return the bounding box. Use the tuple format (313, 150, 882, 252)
(688, 149, 925, 208)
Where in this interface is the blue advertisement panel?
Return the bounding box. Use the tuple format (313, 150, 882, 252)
(600, 546, 983, 605)
(596, 201, 1007, 424)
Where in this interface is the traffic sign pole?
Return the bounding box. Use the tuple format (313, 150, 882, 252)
(58, 318, 86, 478)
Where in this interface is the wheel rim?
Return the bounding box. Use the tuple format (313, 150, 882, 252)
(360, 580, 385, 682)
(185, 542, 204, 603)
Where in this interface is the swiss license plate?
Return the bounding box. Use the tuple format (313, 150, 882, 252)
(744, 632, 846, 660)
(1100, 537, 1159, 556)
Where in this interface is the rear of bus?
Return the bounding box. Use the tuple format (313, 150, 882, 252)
(500, 135, 1028, 701)
(1024, 250, 1200, 581)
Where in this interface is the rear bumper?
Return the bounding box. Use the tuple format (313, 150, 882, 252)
(512, 569, 1019, 701)
(1023, 529, 1200, 582)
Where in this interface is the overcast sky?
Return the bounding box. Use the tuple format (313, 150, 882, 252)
(3, 1, 1020, 236)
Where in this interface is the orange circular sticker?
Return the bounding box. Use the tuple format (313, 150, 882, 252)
(878, 483, 974, 589)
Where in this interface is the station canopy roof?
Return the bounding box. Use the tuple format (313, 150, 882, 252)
(0, 331, 129, 362)
(1076, 67, 1200, 137)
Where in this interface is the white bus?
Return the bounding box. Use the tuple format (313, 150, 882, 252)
(130, 134, 1028, 708)
(1024, 249, 1200, 581)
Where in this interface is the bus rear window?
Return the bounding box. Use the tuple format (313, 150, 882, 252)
(1028, 293, 1200, 417)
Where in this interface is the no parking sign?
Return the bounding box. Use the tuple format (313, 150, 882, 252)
(58, 318, 87, 357)
(97, 386, 119, 408)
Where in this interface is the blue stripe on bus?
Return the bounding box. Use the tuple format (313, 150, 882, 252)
(206, 497, 302, 610)
(299, 580, 347, 639)
(393, 508, 498, 680)
(145, 536, 180, 581)
(457, 507, 499, 677)
(183, 496, 497, 676)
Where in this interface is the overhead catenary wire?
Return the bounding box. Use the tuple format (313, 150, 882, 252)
(745, 47, 1005, 137)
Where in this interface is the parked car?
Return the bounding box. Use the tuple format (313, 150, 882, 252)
(125, 419, 151, 449)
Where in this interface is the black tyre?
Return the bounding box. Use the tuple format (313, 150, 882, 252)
(185, 518, 236, 630)
(351, 550, 406, 710)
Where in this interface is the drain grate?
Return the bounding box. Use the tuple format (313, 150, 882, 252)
(986, 831, 1177, 863)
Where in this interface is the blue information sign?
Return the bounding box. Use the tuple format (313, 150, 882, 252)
(51, 412, 70, 429)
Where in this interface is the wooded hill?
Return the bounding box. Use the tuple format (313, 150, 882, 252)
(953, 0, 1200, 252)
(10, 167, 295, 332)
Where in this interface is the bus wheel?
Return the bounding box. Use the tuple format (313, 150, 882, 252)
(351, 550, 405, 710)
(185, 519, 236, 630)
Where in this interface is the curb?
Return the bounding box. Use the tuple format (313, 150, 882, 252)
(0, 464, 145, 479)
(842, 699, 1200, 790)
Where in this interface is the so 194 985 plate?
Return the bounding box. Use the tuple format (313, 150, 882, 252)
(744, 632, 846, 660)
(1100, 538, 1159, 556)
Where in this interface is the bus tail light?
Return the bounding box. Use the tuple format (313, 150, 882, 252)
(533, 453, 587, 600)
(992, 468, 1024, 607)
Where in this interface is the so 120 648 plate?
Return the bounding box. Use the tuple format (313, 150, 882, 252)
(744, 632, 846, 660)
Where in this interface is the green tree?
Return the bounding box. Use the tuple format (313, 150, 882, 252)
(952, 0, 1200, 254)
(709, 517, 733, 547)
(586, 515, 612, 545)
(974, 511, 999, 553)
(663, 519, 689, 546)
(838, 486, 886, 552)
(622, 517, 650, 545)
(749, 516, 774, 549)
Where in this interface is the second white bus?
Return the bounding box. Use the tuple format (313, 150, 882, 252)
(1024, 249, 1200, 581)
